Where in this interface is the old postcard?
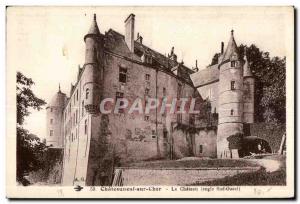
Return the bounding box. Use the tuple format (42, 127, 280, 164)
(6, 6, 294, 198)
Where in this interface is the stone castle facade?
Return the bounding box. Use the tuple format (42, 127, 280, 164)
(45, 13, 255, 185)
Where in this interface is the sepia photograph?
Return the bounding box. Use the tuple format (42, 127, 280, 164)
(6, 6, 294, 198)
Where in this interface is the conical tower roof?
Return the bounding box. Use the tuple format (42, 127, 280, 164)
(243, 48, 253, 77)
(221, 30, 239, 63)
(49, 85, 67, 107)
(87, 14, 100, 35)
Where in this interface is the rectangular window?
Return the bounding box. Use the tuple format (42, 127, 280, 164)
(199, 145, 203, 154)
(50, 119, 53, 124)
(50, 108, 53, 112)
(231, 61, 236, 67)
(84, 119, 88, 135)
(163, 87, 166, 96)
(145, 88, 150, 95)
(116, 92, 125, 113)
(231, 81, 235, 90)
(119, 67, 127, 83)
(145, 74, 150, 81)
(144, 115, 150, 121)
(76, 90, 78, 101)
(116, 92, 124, 99)
(163, 131, 167, 139)
(50, 130, 53, 136)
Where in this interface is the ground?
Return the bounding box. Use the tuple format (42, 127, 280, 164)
(122, 157, 259, 168)
(122, 154, 286, 186)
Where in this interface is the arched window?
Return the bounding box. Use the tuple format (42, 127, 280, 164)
(230, 109, 234, 115)
(86, 88, 90, 100)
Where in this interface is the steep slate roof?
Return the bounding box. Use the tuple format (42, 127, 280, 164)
(134, 41, 194, 83)
(190, 64, 220, 87)
(221, 30, 239, 63)
(87, 14, 100, 35)
(104, 29, 194, 84)
(190, 30, 243, 88)
(49, 88, 67, 107)
(104, 29, 140, 60)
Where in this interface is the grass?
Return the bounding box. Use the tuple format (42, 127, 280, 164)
(190, 155, 286, 186)
(121, 158, 259, 169)
(190, 168, 286, 186)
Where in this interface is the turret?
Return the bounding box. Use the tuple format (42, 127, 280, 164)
(82, 14, 103, 114)
(46, 84, 67, 148)
(243, 48, 255, 124)
(217, 30, 244, 158)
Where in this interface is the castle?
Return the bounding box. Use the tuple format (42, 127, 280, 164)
(45, 13, 255, 185)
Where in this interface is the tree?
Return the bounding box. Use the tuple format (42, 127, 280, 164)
(238, 44, 286, 124)
(16, 72, 47, 185)
(210, 53, 219, 66)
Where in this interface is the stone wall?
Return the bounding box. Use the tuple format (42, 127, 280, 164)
(100, 53, 196, 163)
(194, 129, 217, 158)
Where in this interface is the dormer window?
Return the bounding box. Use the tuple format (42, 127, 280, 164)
(146, 55, 152, 64)
(142, 53, 152, 64)
(231, 61, 236, 67)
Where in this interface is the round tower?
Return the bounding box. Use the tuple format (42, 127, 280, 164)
(217, 30, 244, 158)
(82, 14, 103, 114)
(243, 49, 255, 124)
(46, 85, 67, 148)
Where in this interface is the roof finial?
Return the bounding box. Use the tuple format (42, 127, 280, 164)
(58, 83, 61, 93)
(231, 29, 234, 36)
(93, 14, 96, 21)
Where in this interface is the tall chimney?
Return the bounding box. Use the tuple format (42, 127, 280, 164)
(221, 42, 224, 54)
(124, 14, 135, 52)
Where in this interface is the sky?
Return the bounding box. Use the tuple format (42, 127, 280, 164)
(7, 6, 292, 139)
